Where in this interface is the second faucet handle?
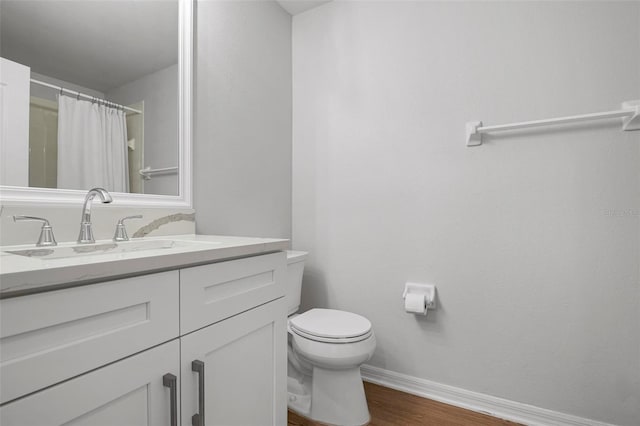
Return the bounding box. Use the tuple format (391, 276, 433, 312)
(113, 215, 143, 242)
(13, 215, 57, 247)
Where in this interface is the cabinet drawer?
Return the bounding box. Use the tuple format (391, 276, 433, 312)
(0, 271, 179, 404)
(180, 252, 285, 333)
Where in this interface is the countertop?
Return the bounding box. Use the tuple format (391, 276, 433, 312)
(0, 234, 289, 298)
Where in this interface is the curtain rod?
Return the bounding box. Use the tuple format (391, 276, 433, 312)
(30, 78, 142, 115)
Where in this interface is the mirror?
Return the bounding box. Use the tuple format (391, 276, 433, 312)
(0, 0, 192, 207)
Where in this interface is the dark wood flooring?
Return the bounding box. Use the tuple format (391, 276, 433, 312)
(288, 381, 522, 426)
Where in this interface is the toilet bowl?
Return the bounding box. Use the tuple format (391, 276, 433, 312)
(286, 251, 376, 426)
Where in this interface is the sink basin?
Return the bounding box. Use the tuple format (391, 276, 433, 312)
(4, 239, 215, 260)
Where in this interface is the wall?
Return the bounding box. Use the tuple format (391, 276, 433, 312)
(292, 2, 640, 425)
(107, 64, 179, 196)
(194, 0, 292, 239)
(29, 99, 58, 188)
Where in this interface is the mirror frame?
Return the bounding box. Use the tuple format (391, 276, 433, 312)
(0, 0, 193, 208)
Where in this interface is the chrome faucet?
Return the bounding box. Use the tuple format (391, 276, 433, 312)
(78, 187, 113, 244)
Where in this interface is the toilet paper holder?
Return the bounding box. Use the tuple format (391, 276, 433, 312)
(402, 282, 436, 309)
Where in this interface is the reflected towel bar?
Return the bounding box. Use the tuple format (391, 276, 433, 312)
(466, 100, 640, 147)
(139, 166, 178, 180)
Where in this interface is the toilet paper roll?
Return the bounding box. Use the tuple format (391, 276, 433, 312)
(404, 293, 427, 315)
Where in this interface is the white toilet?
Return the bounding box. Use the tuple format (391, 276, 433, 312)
(285, 251, 376, 426)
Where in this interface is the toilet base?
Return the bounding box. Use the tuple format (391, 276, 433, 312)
(287, 376, 312, 416)
(309, 366, 370, 426)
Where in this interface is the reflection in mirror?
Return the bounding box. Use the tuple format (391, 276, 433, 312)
(0, 0, 179, 196)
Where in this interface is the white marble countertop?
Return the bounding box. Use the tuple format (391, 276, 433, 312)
(0, 234, 289, 298)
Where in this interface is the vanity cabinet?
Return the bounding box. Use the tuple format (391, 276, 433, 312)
(0, 251, 287, 426)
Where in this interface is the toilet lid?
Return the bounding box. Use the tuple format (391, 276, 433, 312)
(289, 309, 372, 340)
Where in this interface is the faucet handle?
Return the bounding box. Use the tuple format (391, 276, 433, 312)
(13, 215, 58, 247)
(113, 215, 143, 242)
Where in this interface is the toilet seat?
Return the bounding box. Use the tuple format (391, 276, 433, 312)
(289, 309, 372, 343)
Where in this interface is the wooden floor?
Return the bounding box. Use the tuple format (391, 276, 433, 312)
(288, 382, 521, 426)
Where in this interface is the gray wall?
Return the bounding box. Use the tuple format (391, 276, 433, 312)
(107, 63, 179, 196)
(292, 2, 640, 425)
(194, 0, 292, 239)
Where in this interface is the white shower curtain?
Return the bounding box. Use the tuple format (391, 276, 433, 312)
(57, 95, 129, 192)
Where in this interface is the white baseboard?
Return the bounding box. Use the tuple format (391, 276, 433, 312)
(360, 364, 615, 426)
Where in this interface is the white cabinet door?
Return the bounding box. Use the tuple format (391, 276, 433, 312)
(181, 298, 287, 426)
(0, 340, 180, 426)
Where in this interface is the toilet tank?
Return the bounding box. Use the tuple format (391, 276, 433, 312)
(285, 250, 308, 315)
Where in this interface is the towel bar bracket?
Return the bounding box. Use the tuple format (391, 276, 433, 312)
(466, 121, 483, 147)
(621, 101, 640, 131)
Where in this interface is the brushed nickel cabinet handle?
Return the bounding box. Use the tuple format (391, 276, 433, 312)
(162, 373, 178, 426)
(191, 360, 205, 426)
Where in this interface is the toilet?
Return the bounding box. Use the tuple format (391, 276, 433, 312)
(285, 251, 376, 426)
